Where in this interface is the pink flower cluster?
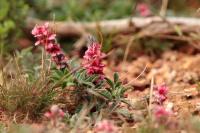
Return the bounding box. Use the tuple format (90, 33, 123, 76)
(32, 23, 68, 69)
(94, 120, 118, 133)
(153, 84, 173, 124)
(44, 105, 65, 120)
(154, 84, 168, 104)
(136, 3, 151, 17)
(83, 42, 105, 78)
(154, 105, 171, 120)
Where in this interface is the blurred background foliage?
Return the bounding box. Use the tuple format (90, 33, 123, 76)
(0, 0, 28, 55)
(0, 0, 200, 55)
(28, 0, 200, 21)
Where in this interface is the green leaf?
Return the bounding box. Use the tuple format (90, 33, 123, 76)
(100, 90, 113, 100)
(115, 108, 133, 119)
(0, 0, 9, 20)
(114, 72, 119, 83)
(87, 89, 108, 100)
(105, 78, 114, 89)
(4, 20, 15, 30)
(82, 81, 95, 88)
(66, 82, 75, 87)
(86, 74, 98, 82)
(114, 82, 121, 89)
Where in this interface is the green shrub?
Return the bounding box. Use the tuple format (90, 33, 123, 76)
(0, 0, 28, 55)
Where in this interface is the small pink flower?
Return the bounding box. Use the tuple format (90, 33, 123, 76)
(94, 120, 118, 133)
(44, 112, 52, 118)
(48, 34, 56, 40)
(31, 23, 56, 46)
(136, 3, 151, 17)
(51, 52, 68, 69)
(83, 42, 105, 79)
(58, 110, 65, 117)
(154, 84, 168, 104)
(45, 43, 61, 55)
(44, 105, 65, 120)
(154, 106, 171, 119)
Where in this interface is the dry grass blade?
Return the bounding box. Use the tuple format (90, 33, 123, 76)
(148, 76, 154, 120)
(0, 53, 56, 121)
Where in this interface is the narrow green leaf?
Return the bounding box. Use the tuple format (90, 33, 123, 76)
(114, 72, 119, 83)
(105, 78, 114, 89)
(100, 91, 112, 100)
(114, 82, 121, 89)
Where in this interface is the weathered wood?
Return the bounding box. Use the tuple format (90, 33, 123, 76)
(26, 17, 200, 37)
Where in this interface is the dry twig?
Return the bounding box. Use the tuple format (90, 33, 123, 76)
(27, 17, 200, 37)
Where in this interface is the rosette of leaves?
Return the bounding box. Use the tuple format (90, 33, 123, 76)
(51, 64, 128, 113)
(51, 66, 102, 113)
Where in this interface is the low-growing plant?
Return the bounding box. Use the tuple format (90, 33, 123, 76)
(31, 23, 129, 115)
(0, 22, 130, 130)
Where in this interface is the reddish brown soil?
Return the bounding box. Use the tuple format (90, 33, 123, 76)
(105, 50, 200, 118)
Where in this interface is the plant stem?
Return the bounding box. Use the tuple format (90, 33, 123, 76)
(148, 76, 154, 120)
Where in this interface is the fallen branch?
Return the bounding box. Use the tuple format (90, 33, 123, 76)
(26, 17, 200, 37)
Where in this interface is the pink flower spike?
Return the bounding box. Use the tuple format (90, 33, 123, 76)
(154, 84, 168, 104)
(94, 120, 118, 133)
(154, 105, 172, 120)
(83, 41, 105, 79)
(31, 23, 68, 69)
